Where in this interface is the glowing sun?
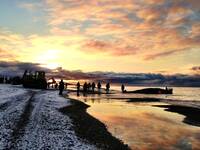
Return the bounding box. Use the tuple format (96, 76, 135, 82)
(37, 49, 61, 69)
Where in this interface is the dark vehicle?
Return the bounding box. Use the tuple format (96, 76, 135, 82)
(124, 88, 173, 94)
(22, 70, 47, 89)
(12, 76, 22, 85)
(0, 76, 4, 83)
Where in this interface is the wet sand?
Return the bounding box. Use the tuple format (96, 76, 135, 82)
(126, 97, 200, 127)
(154, 104, 200, 127)
(59, 98, 130, 150)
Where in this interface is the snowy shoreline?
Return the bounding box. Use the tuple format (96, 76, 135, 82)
(0, 84, 129, 149)
(0, 84, 97, 149)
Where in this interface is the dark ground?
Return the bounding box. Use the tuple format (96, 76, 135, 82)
(154, 105, 200, 127)
(59, 98, 130, 150)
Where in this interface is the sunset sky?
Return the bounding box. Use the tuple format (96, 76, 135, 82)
(0, 0, 199, 75)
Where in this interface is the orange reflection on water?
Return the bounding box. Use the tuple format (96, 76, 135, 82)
(86, 100, 200, 150)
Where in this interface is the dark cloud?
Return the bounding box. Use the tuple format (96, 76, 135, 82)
(0, 61, 101, 80)
(0, 61, 51, 77)
(0, 61, 200, 87)
(98, 72, 200, 87)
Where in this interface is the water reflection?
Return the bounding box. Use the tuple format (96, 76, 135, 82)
(68, 84, 200, 102)
(69, 94, 200, 150)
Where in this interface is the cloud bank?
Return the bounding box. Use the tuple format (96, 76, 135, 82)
(1, 61, 200, 87)
(44, 0, 200, 58)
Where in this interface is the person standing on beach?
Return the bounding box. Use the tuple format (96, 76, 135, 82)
(106, 83, 110, 94)
(88, 83, 91, 91)
(59, 79, 64, 95)
(92, 82, 96, 93)
(121, 84, 125, 93)
(97, 82, 101, 94)
(77, 82, 80, 96)
(83, 82, 88, 94)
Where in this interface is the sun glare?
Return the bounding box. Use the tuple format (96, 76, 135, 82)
(44, 49, 59, 60)
(36, 49, 61, 69)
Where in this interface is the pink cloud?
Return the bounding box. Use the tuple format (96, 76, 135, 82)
(4, 0, 200, 62)
(83, 39, 139, 56)
(0, 48, 16, 61)
(45, 0, 199, 58)
(191, 66, 200, 74)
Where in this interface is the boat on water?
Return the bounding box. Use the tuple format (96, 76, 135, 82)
(124, 88, 173, 94)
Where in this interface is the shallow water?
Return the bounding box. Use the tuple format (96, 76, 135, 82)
(67, 84, 200, 101)
(69, 93, 200, 150)
(113, 85, 200, 102)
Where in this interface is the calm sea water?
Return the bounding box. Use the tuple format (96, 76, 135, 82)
(68, 85, 200, 150)
(111, 85, 200, 101)
(68, 83, 200, 102)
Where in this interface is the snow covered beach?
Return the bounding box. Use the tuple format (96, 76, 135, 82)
(0, 84, 128, 150)
(1, 84, 200, 150)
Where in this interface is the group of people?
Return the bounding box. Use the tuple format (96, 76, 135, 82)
(76, 82, 111, 95)
(58, 79, 126, 96)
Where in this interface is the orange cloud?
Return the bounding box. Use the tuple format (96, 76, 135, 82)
(42, 0, 199, 59)
(0, 48, 16, 61)
(83, 39, 139, 56)
(144, 48, 189, 60)
(191, 66, 200, 74)
(1, 0, 199, 73)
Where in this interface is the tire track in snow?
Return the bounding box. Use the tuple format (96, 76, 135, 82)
(0, 91, 34, 149)
(8, 92, 35, 149)
(0, 93, 30, 112)
(14, 91, 97, 150)
(14, 91, 74, 149)
(0, 86, 97, 150)
(0, 101, 9, 111)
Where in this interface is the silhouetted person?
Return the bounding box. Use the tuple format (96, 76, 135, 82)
(77, 82, 80, 96)
(106, 83, 110, 94)
(121, 84, 125, 93)
(97, 82, 101, 94)
(83, 82, 88, 94)
(92, 82, 96, 93)
(88, 83, 91, 91)
(59, 79, 64, 95)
